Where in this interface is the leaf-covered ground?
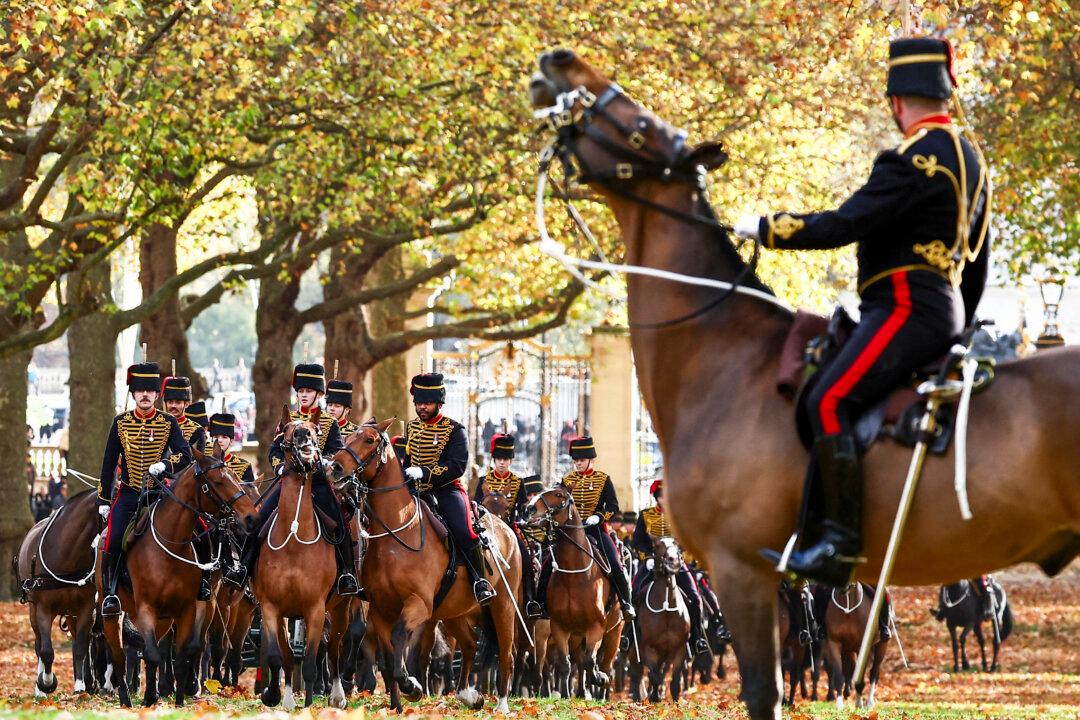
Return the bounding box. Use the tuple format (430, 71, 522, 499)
(3, 565, 1080, 718)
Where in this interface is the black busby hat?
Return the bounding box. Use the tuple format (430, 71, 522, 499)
(292, 363, 325, 393)
(523, 475, 544, 495)
(185, 401, 209, 427)
(622, 511, 638, 524)
(126, 362, 161, 393)
(390, 435, 408, 461)
(568, 436, 597, 460)
(490, 433, 515, 459)
(887, 37, 955, 100)
(326, 379, 353, 408)
(161, 375, 192, 402)
(410, 372, 446, 404)
(209, 412, 235, 438)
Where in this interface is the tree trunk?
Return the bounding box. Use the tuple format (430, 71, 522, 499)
(66, 260, 118, 497)
(369, 247, 410, 426)
(139, 222, 207, 397)
(324, 243, 373, 416)
(252, 276, 303, 473)
(0, 347, 34, 598)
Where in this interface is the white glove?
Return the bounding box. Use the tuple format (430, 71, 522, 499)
(645, 557, 655, 571)
(733, 214, 761, 240)
(148, 462, 166, 477)
(584, 514, 601, 527)
(98, 505, 110, 520)
(404, 467, 423, 481)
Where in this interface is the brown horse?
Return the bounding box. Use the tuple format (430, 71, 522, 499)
(98, 447, 259, 707)
(528, 49, 1080, 719)
(16, 487, 101, 696)
(629, 536, 690, 702)
(823, 583, 887, 709)
(522, 486, 624, 699)
(330, 419, 523, 713)
(254, 405, 351, 710)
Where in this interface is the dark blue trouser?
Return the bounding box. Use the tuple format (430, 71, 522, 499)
(422, 482, 478, 551)
(104, 486, 140, 553)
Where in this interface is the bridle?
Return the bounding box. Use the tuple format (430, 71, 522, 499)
(653, 537, 682, 575)
(524, 488, 610, 574)
(534, 82, 778, 329)
(150, 457, 246, 525)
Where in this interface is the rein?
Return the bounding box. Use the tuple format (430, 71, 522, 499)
(533, 83, 790, 328)
(527, 491, 610, 575)
(31, 503, 98, 588)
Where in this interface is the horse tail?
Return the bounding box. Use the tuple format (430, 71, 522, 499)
(475, 605, 499, 672)
(999, 603, 1014, 641)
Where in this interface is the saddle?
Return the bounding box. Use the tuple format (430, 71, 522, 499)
(778, 307, 995, 455)
(122, 507, 152, 552)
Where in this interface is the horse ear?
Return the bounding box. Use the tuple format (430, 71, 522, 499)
(310, 406, 321, 424)
(212, 442, 225, 460)
(279, 403, 291, 428)
(192, 445, 205, 462)
(377, 417, 395, 433)
(686, 141, 728, 170)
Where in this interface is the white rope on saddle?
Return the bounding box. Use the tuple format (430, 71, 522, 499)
(549, 544, 594, 574)
(363, 496, 422, 540)
(831, 583, 864, 614)
(643, 579, 685, 614)
(266, 483, 322, 551)
(149, 503, 220, 571)
(941, 581, 970, 609)
(36, 507, 96, 586)
(953, 357, 978, 520)
(534, 162, 792, 311)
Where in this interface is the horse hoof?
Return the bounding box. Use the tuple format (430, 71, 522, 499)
(399, 676, 423, 701)
(142, 693, 158, 708)
(495, 696, 511, 714)
(282, 685, 296, 711)
(259, 687, 281, 707)
(457, 686, 482, 709)
(36, 672, 58, 695)
(330, 679, 347, 709)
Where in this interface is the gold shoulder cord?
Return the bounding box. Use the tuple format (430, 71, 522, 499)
(953, 97, 993, 264)
(945, 96, 992, 286)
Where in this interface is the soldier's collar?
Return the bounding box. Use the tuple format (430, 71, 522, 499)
(224, 452, 233, 462)
(579, 468, 595, 476)
(134, 407, 157, 420)
(175, 414, 187, 423)
(491, 469, 511, 479)
(337, 416, 350, 428)
(422, 413, 444, 425)
(296, 404, 317, 417)
(905, 113, 951, 137)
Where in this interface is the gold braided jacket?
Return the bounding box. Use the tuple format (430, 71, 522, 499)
(561, 469, 612, 521)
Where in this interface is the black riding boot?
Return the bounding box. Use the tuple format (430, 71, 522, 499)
(609, 565, 636, 619)
(536, 557, 552, 619)
(335, 539, 359, 596)
(224, 535, 258, 588)
(878, 592, 892, 641)
(688, 596, 709, 655)
(521, 549, 541, 618)
(194, 534, 213, 600)
(101, 551, 123, 617)
(761, 434, 863, 587)
(465, 543, 496, 606)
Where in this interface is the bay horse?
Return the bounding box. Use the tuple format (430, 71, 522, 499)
(934, 578, 1012, 672)
(16, 487, 101, 696)
(98, 446, 260, 707)
(823, 583, 887, 709)
(629, 536, 689, 702)
(528, 49, 1080, 719)
(254, 405, 352, 710)
(522, 485, 624, 699)
(330, 419, 523, 714)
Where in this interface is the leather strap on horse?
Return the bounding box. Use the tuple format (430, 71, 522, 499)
(430, 540, 458, 615)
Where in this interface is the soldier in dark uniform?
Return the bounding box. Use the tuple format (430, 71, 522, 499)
(326, 379, 360, 437)
(160, 375, 214, 600)
(97, 363, 192, 616)
(745, 38, 991, 586)
(403, 373, 496, 605)
(225, 363, 358, 595)
(630, 480, 709, 654)
(208, 412, 255, 584)
(184, 400, 211, 453)
(536, 437, 635, 618)
(474, 434, 541, 617)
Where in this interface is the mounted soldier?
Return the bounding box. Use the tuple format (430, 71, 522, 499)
(225, 362, 359, 595)
(326, 378, 360, 437)
(536, 436, 635, 618)
(209, 413, 255, 485)
(402, 372, 496, 606)
(742, 38, 992, 586)
(183, 400, 210, 453)
(474, 433, 542, 617)
(97, 362, 193, 616)
(631, 480, 709, 654)
(159, 375, 215, 600)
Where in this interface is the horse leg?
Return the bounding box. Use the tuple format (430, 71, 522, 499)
(374, 619, 401, 712)
(326, 600, 350, 709)
(31, 602, 58, 696)
(72, 606, 94, 694)
(646, 647, 663, 703)
(990, 624, 1001, 672)
(300, 608, 325, 707)
(840, 648, 855, 708)
(490, 596, 517, 714)
(133, 610, 163, 707)
(959, 625, 971, 670)
(711, 562, 781, 720)
(156, 630, 174, 697)
(973, 622, 988, 672)
(671, 645, 687, 702)
(258, 605, 284, 708)
(584, 623, 608, 693)
(548, 624, 571, 700)
(102, 615, 131, 707)
(173, 609, 201, 707)
(865, 641, 886, 709)
(390, 595, 428, 702)
(452, 621, 483, 710)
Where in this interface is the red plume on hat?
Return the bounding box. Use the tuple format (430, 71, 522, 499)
(650, 479, 662, 496)
(490, 433, 505, 455)
(160, 375, 174, 396)
(943, 39, 957, 87)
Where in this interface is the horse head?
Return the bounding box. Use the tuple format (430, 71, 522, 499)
(480, 486, 510, 521)
(190, 446, 260, 535)
(652, 535, 683, 577)
(530, 49, 727, 194)
(278, 403, 320, 473)
(330, 417, 397, 493)
(522, 485, 577, 539)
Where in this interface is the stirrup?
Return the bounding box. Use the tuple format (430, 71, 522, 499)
(694, 638, 710, 655)
(337, 573, 359, 596)
(525, 600, 542, 618)
(101, 595, 122, 617)
(223, 565, 248, 589)
(198, 578, 213, 601)
(473, 579, 496, 605)
(620, 600, 636, 619)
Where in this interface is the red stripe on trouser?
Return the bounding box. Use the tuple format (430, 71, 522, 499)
(458, 485, 479, 540)
(103, 491, 121, 553)
(819, 272, 912, 435)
